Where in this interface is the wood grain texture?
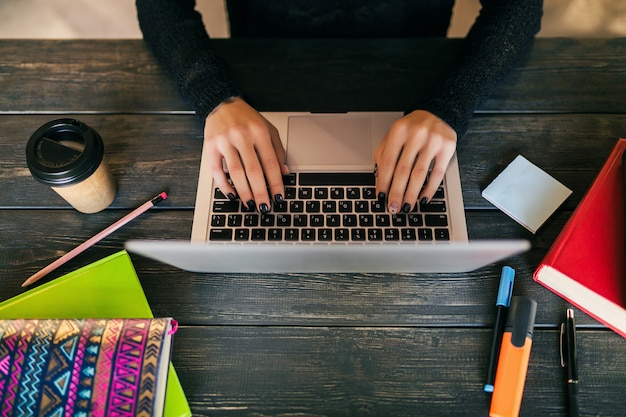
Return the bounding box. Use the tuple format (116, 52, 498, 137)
(2, 39, 626, 114)
(171, 326, 625, 417)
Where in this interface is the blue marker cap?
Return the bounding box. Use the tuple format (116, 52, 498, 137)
(496, 266, 515, 307)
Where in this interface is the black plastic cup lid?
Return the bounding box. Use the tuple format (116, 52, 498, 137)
(26, 119, 105, 186)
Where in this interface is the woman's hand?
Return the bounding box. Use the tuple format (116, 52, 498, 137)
(374, 110, 457, 214)
(203, 97, 289, 213)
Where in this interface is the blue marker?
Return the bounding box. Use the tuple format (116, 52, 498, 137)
(484, 266, 515, 393)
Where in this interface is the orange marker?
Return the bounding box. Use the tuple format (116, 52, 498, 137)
(489, 296, 537, 417)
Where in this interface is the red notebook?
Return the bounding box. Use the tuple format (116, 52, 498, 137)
(533, 138, 626, 338)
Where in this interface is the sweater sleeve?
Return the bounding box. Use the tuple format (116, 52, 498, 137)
(413, 0, 543, 137)
(136, 0, 243, 123)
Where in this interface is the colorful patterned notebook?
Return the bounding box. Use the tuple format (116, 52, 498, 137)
(0, 251, 191, 417)
(0, 317, 176, 417)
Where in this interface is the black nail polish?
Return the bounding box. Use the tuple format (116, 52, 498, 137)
(227, 192, 236, 201)
(259, 203, 270, 214)
(274, 194, 283, 203)
(246, 200, 256, 211)
(402, 203, 412, 213)
(378, 192, 386, 201)
(420, 197, 429, 205)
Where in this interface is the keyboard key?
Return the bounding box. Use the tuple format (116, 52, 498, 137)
(299, 172, 375, 186)
(251, 229, 266, 241)
(315, 187, 328, 199)
(420, 200, 446, 212)
(425, 214, 448, 226)
(326, 214, 341, 227)
(370, 200, 385, 212)
(285, 187, 297, 199)
(227, 214, 242, 227)
(375, 214, 391, 227)
(213, 200, 240, 213)
(335, 228, 350, 241)
(351, 228, 366, 241)
(210, 229, 233, 241)
(318, 228, 333, 241)
(384, 228, 400, 241)
(359, 214, 374, 227)
(283, 173, 297, 185)
(330, 187, 344, 199)
(211, 214, 226, 227)
(244, 213, 259, 227)
(274, 201, 288, 212)
(322, 201, 337, 213)
(294, 214, 308, 227)
(310, 214, 324, 227)
(306, 201, 320, 213)
(435, 229, 450, 241)
(277, 214, 292, 227)
(268, 229, 283, 241)
(285, 228, 299, 241)
(408, 214, 423, 227)
(368, 228, 383, 241)
(401, 228, 417, 241)
(302, 229, 316, 241)
(342, 214, 357, 227)
(338, 201, 353, 212)
(418, 228, 433, 241)
(290, 200, 304, 212)
(355, 201, 369, 212)
(261, 214, 275, 227)
(363, 187, 376, 199)
(299, 187, 313, 199)
(234, 229, 249, 241)
(392, 214, 407, 227)
(346, 188, 360, 199)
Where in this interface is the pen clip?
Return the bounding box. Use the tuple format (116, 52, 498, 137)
(559, 322, 566, 368)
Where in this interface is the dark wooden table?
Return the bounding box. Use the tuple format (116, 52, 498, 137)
(1, 38, 625, 416)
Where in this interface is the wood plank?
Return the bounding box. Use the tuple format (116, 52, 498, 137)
(2, 113, 624, 209)
(171, 326, 625, 417)
(0, 209, 607, 328)
(2, 39, 626, 114)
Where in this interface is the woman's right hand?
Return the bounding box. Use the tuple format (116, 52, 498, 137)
(203, 97, 289, 213)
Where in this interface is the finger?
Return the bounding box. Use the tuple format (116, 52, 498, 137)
(220, 145, 255, 208)
(264, 126, 287, 202)
(207, 151, 236, 201)
(374, 132, 402, 199)
(419, 151, 454, 202)
(238, 142, 272, 213)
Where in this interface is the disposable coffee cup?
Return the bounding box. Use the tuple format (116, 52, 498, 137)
(26, 118, 117, 214)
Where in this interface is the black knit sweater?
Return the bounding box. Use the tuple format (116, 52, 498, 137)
(136, 0, 542, 137)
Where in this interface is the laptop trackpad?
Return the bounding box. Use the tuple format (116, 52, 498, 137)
(286, 116, 372, 168)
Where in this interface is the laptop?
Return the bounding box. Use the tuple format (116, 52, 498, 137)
(126, 112, 529, 273)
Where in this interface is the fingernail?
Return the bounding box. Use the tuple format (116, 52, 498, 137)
(259, 203, 270, 214)
(420, 197, 429, 205)
(402, 203, 412, 213)
(274, 194, 283, 203)
(246, 200, 256, 211)
(227, 192, 236, 201)
(378, 192, 386, 201)
(389, 202, 399, 214)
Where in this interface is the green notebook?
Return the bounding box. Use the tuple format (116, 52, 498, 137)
(0, 251, 191, 417)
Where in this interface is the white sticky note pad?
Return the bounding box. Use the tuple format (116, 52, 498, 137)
(482, 155, 572, 233)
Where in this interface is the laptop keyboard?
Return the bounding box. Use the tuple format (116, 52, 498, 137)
(208, 173, 450, 242)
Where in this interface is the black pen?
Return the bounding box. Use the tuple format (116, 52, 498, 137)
(560, 308, 579, 417)
(484, 266, 515, 393)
